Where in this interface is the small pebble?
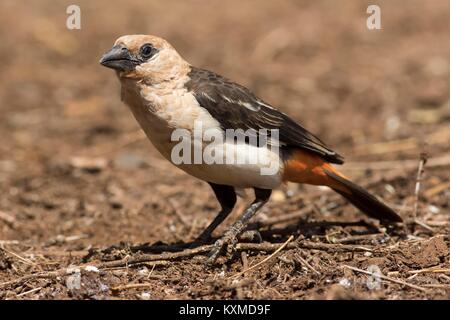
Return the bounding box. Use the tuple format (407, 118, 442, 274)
(138, 292, 151, 300)
(66, 273, 81, 291)
(384, 184, 396, 194)
(428, 205, 440, 214)
(138, 267, 149, 276)
(338, 278, 352, 288)
(84, 265, 99, 273)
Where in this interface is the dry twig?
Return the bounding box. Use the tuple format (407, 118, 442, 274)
(421, 284, 450, 289)
(0, 239, 376, 290)
(413, 153, 428, 218)
(0, 271, 62, 289)
(1, 247, 37, 266)
(231, 236, 294, 278)
(332, 233, 385, 244)
(236, 241, 374, 253)
(241, 251, 249, 270)
(15, 287, 42, 298)
(294, 252, 320, 275)
(408, 268, 450, 275)
(111, 277, 181, 292)
(413, 219, 435, 233)
(343, 265, 428, 292)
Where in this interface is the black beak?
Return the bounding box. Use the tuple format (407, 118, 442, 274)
(99, 45, 137, 72)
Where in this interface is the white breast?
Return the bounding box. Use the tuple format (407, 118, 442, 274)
(120, 79, 283, 189)
(176, 140, 284, 189)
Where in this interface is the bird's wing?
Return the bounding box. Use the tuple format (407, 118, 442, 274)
(185, 67, 344, 164)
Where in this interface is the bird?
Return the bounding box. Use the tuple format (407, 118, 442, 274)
(99, 35, 402, 263)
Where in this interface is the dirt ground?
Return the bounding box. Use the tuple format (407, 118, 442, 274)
(0, 0, 449, 300)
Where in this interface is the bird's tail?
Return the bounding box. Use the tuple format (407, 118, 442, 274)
(283, 150, 402, 222)
(323, 169, 402, 222)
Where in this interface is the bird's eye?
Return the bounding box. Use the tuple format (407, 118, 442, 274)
(140, 44, 155, 59)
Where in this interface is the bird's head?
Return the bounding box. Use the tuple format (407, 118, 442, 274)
(100, 35, 189, 83)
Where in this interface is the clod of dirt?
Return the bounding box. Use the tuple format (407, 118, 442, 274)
(361, 257, 388, 270)
(65, 268, 109, 299)
(0, 249, 13, 270)
(65, 270, 81, 291)
(398, 236, 449, 268)
(324, 284, 361, 300)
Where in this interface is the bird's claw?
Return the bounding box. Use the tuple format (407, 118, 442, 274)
(206, 235, 238, 266)
(206, 239, 224, 265)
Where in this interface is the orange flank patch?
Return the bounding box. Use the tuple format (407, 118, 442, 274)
(282, 149, 349, 193)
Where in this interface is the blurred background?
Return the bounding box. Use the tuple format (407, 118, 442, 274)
(0, 0, 449, 299)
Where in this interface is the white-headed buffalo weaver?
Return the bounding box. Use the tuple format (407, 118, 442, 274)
(100, 35, 402, 263)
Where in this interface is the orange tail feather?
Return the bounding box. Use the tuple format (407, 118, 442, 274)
(282, 150, 349, 192)
(283, 150, 402, 222)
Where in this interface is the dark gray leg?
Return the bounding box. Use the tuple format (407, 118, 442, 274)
(207, 188, 272, 264)
(194, 182, 237, 243)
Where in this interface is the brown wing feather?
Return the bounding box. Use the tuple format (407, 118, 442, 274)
(186, 67, 344, 164)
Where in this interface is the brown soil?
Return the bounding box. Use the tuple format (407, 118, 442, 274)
(0, 0, 449, 300)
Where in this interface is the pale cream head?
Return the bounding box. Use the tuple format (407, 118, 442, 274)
(100, 35, 190, 83)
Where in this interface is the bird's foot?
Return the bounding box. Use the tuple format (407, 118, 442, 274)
(206, 233, 238, 266)
(205, 230, 262, 266)
(239, 230, 262, 243)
